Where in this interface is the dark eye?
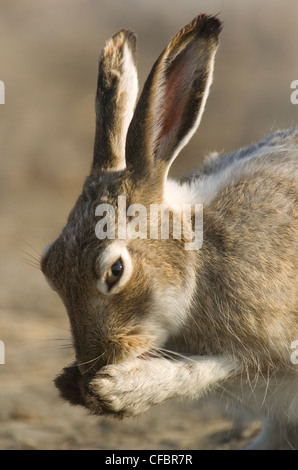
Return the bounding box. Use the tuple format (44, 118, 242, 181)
(106, 258, 123, 289)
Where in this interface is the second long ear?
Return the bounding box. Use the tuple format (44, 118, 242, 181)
(92, 29, 138, 172)
(125, 14, 222, 182)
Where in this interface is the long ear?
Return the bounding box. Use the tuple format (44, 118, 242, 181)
(125, 14, 221, 181)
(92, 29, 138, 172)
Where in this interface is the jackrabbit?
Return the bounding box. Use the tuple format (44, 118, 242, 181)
(41, 15, 298, 449)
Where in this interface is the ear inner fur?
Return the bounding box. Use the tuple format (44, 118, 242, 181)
(125, 14, 221, 182)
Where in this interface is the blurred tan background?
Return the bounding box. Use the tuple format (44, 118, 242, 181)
(0, 0, 297, 449)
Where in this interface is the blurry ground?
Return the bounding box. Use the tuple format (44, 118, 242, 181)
(0, 0, 297, 450)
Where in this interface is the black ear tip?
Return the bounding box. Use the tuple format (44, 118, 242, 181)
(126, 29, 138, 48)
(195, 14, 223, 38)
(125, 30, 138, 61)
(108, 29, 137, 66)
(111, 29, 137, 53)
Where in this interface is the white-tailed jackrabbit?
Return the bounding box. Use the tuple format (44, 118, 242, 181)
(41, 15, 298, 449)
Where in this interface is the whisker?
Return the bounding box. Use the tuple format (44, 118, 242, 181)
(83, 357, 102, 375)
(57, 344, 74, 350)
(151, 348, 180, 362)
(23, 241, 42, 257)
(22, 258, 41, 270)
(33, 337, 73, 351)
(140, 350, 162, 359)
(71, 351, 108, 375)
(19, 248, 41, 264)
(155, 347, 197, 363)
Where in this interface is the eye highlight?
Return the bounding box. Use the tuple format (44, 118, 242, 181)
(106, 258, 124, 289)
(96, 244, 133, 295)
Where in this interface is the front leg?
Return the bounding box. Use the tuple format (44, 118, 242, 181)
(88, 355, 240, 418)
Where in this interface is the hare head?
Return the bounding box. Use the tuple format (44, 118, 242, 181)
(41, 15, 221, 374)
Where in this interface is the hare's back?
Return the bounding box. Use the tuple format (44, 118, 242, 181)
(201, 128, 298, 254)
(200, 128, 298, 177)
(170, 128, 298, 208)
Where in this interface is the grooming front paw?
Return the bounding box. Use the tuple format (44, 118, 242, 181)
(89, 357, 173, 417)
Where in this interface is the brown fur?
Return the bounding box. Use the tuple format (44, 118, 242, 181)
(41, 14, 298, 448)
